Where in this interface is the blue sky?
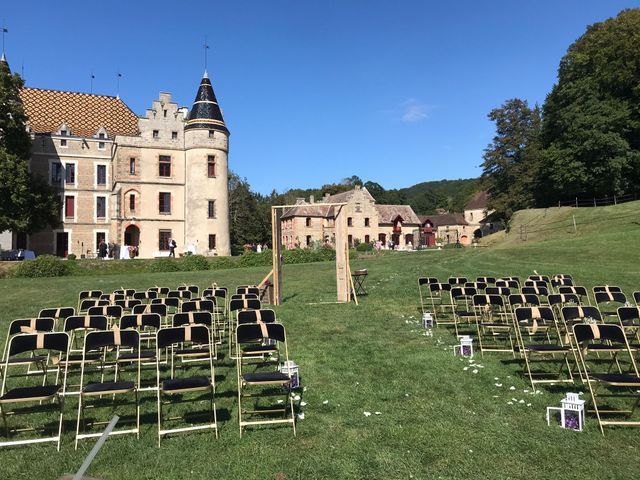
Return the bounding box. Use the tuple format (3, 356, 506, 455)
(3, 1, 639, 193)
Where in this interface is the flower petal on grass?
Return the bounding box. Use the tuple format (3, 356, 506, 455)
(323, 400, 329, 405)
(364, 411, 372, 417)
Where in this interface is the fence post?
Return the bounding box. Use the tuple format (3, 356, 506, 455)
(575, 197, 578, 208)
(572, 215, 577, 234)
(614, 195, 617, 205)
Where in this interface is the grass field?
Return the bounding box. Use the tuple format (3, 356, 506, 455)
(0, 205, 639, 479)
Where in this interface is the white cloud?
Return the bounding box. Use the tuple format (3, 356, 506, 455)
(400, 98, 430, 123)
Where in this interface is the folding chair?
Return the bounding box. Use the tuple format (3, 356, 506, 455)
(230, 293, 259, 301)
(476, 276, 496, 285)
(229, 299, 262, 358)
(156, 325, 217, 445)
(616, 307, 640, 345)
(447, 277, 468, 287)
(148, 286, 170, 297)
(152, 297, 181, 315)
(178, 284, 200, 296)
(485, 286, 511, 298)
(87, 305, 123, 325)
(465, 281, 487, 291)
(561, 306, 604, 381)
(0, 332, 69, 450)
(79, 298, 109, 314)
(634, 291, 640, 306)
(473, 294, 514, 356)
(521, 286, 549, 305)
(115, 299, 143, 313)
(508, 293, 540, 319)
(114, 288, 136, 298)
(496, 280, 519, 290)
(523, 280, 548, 290)
(1, 318, 56, 383)
(513, 306, 574, 391)
(119, 313, 162, 362)
(75, 329, 140, 448)
(133, 290, 159, 301)
(78, 290, 103, 312)
(168, 290, 192, 302)
(527, 275, 550, 286)
(450, 287, 477, 336)
(418, 277, 439, 313)
(181, 300, 220, 345)
(236, 287, 260, 296)
(100, 293, 125, 303)
(424, 283, 454, 325)
(236, 322, 295, 436)
(172, 312, 216, 362)
(558, 286, 591, 305)
(133, 303, 168, 327)
(38, 307, 75, 328)
(499, 276, 520, 285)
(573, 323, 640, 435)
(548, 293, 582, 321)
(551, 276, 574, 292)
(594, 291, 628, 322)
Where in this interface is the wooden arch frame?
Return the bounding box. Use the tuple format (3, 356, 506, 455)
(260, 203, 357, 306)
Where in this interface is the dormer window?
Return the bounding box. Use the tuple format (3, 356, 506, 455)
(60, 129, 67, 136)
(98, 132, 106, 139)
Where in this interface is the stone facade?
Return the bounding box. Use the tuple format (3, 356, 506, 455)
(281, 186, 422, 249)
(16, 72, 231, 258)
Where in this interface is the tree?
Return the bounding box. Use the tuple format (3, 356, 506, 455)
(0, 58, 61, 233)
(539, 8, 640, 203)
(340, 175, 363, 187)
(228, 173, 269, 254)
(481, 98, 541, 219)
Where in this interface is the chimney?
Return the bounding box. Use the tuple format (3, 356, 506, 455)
(323, 193, 330, 202)
(310, 195, 315, 204)
(296, 197, 305, 205)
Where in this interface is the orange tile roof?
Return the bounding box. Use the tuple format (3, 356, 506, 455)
(18, 87, 139, 138)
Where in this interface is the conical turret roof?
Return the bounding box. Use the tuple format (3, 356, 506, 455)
(185, 71, 229, 134)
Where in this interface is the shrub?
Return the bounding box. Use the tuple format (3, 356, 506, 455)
(237, 251, 272, 268)
(67, 253, 77, 261)
(209, 256, 237, 270)
(13, 255, 72, 278)
(356, 242, 373, 252)
(148, 258, 182, 273)
(180, 254, 210, 271)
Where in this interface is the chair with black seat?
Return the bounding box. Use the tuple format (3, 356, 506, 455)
(521, 285, 549, 305)
(499, 276, 521, 286)
(148, 286, 170, 297)
(87, 304, 123, 325)
(418, 277, 439, 313)
(60, 315, 109, 394)
(230, 293, 259, 302)
(229, 298, 262, 358)
(450, 287, 477, 336)
(473, 294, 514, 356)
(633, 291, 640, 306)
(548, 293, 582, 321)
(615, 307, 640, 345)
(181, 300, 220, 345)
(115, 299, 142, 314)
(74, 328, 140, 449)
(513, 306, 574, 391)
(508, 293, 541, 318)
(236, 322, 295, 436)
(558, 285, 591, 305)
(152, 297, 181, 316)
(573, 323, 640, 435)
(172, 312, 216, 363)
(527, 274, 551, 287)
(156, 324, 217, 445)
(594, 291, 628, 322)
(100, 292, 125, 303)
(447, 277, 468, 287)
(38, 307, 75, 328)
(236, 286, 260, 296)
(168, 290, 192, 302)
(120, 313, 162, 390)
(551, 276, 574, 292)
(425, 283, 454, 325)
(178, 284, 200, 296)
(465, 281, 487, 292)
(561, 305, 604, 382)
(78, 290, 103, 312)
(236, 309, 279, 360)
(1, 318, 56, 383)
(79, 298, 109, 314)
(114, 288, 136, 298)
(485, 286, 511, 299)
(133, 290, 158, 302)
(476, 276, 496, 285)
(0, 332, 70, 450)
(496, 279, 519, 290)
(133, 302, 168, 326)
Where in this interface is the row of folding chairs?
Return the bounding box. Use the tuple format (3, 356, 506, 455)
(0, 305, 297, 449)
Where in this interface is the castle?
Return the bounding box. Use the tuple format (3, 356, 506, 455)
(5, 54, 231, 258)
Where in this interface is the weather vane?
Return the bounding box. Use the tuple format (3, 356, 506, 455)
(117, 70, 122, 98)
(90, 72, 95, 94)
(2, 23, 7, 56)
(203, 37, 210, 72)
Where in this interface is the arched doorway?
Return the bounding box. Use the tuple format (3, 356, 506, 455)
(124, 224, 140, 247)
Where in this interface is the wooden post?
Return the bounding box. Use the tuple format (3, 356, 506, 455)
(572, 215, 577, 234)
(271, 207, 283, 306)
(335, 205, 349, 302)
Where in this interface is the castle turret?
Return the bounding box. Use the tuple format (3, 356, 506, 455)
(184, 71, 231, 256)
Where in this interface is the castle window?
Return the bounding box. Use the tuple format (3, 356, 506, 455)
(163, 110, 167, 118)
(98, 132, 106, 139)
(96, 165, 107, 185)
(159, 192, 171, 214)
(51, 162, 63, 185)
(347, 217, 353, 227)
(364, 217, 370, 227)
(96, 196, 106, 219)
(60, 129, 67, 136)
(365, 235, 370, 243)
(208, 130, 215, 138)
(207, 200, 216, 219)
(171, 131, 178, 140)
(306, 235, 312, 246)
(159, 230, 171, 250)
(207, 156, 216, 178)
(306, 217, 311, 227)
(129, 193, 136, 212)
(153, 130, 159, 139)
(208, 234, 216, 250)
(98, 141, 105, 150)
(65, 163, 76, 184)
(60, 139, 67, 147)
(65, 196, 75, 219)
(158, 155, 171, 177)
(129, 158, 136, 175)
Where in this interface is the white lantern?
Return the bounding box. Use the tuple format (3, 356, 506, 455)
(422, 312, 434, 328)
(278, 360, 300, 389)
(546, 392, 586, 432)
(453, 335, 473, 358)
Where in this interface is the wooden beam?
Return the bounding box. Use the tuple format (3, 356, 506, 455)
(271, 207, 283, 305)
(334, 205, 349, 302)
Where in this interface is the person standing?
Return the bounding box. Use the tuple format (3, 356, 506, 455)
(98, 240, 107, 259)
(169, 238, 177, 258)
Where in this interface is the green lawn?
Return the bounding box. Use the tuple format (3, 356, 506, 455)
(0, 222, 640, 479)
